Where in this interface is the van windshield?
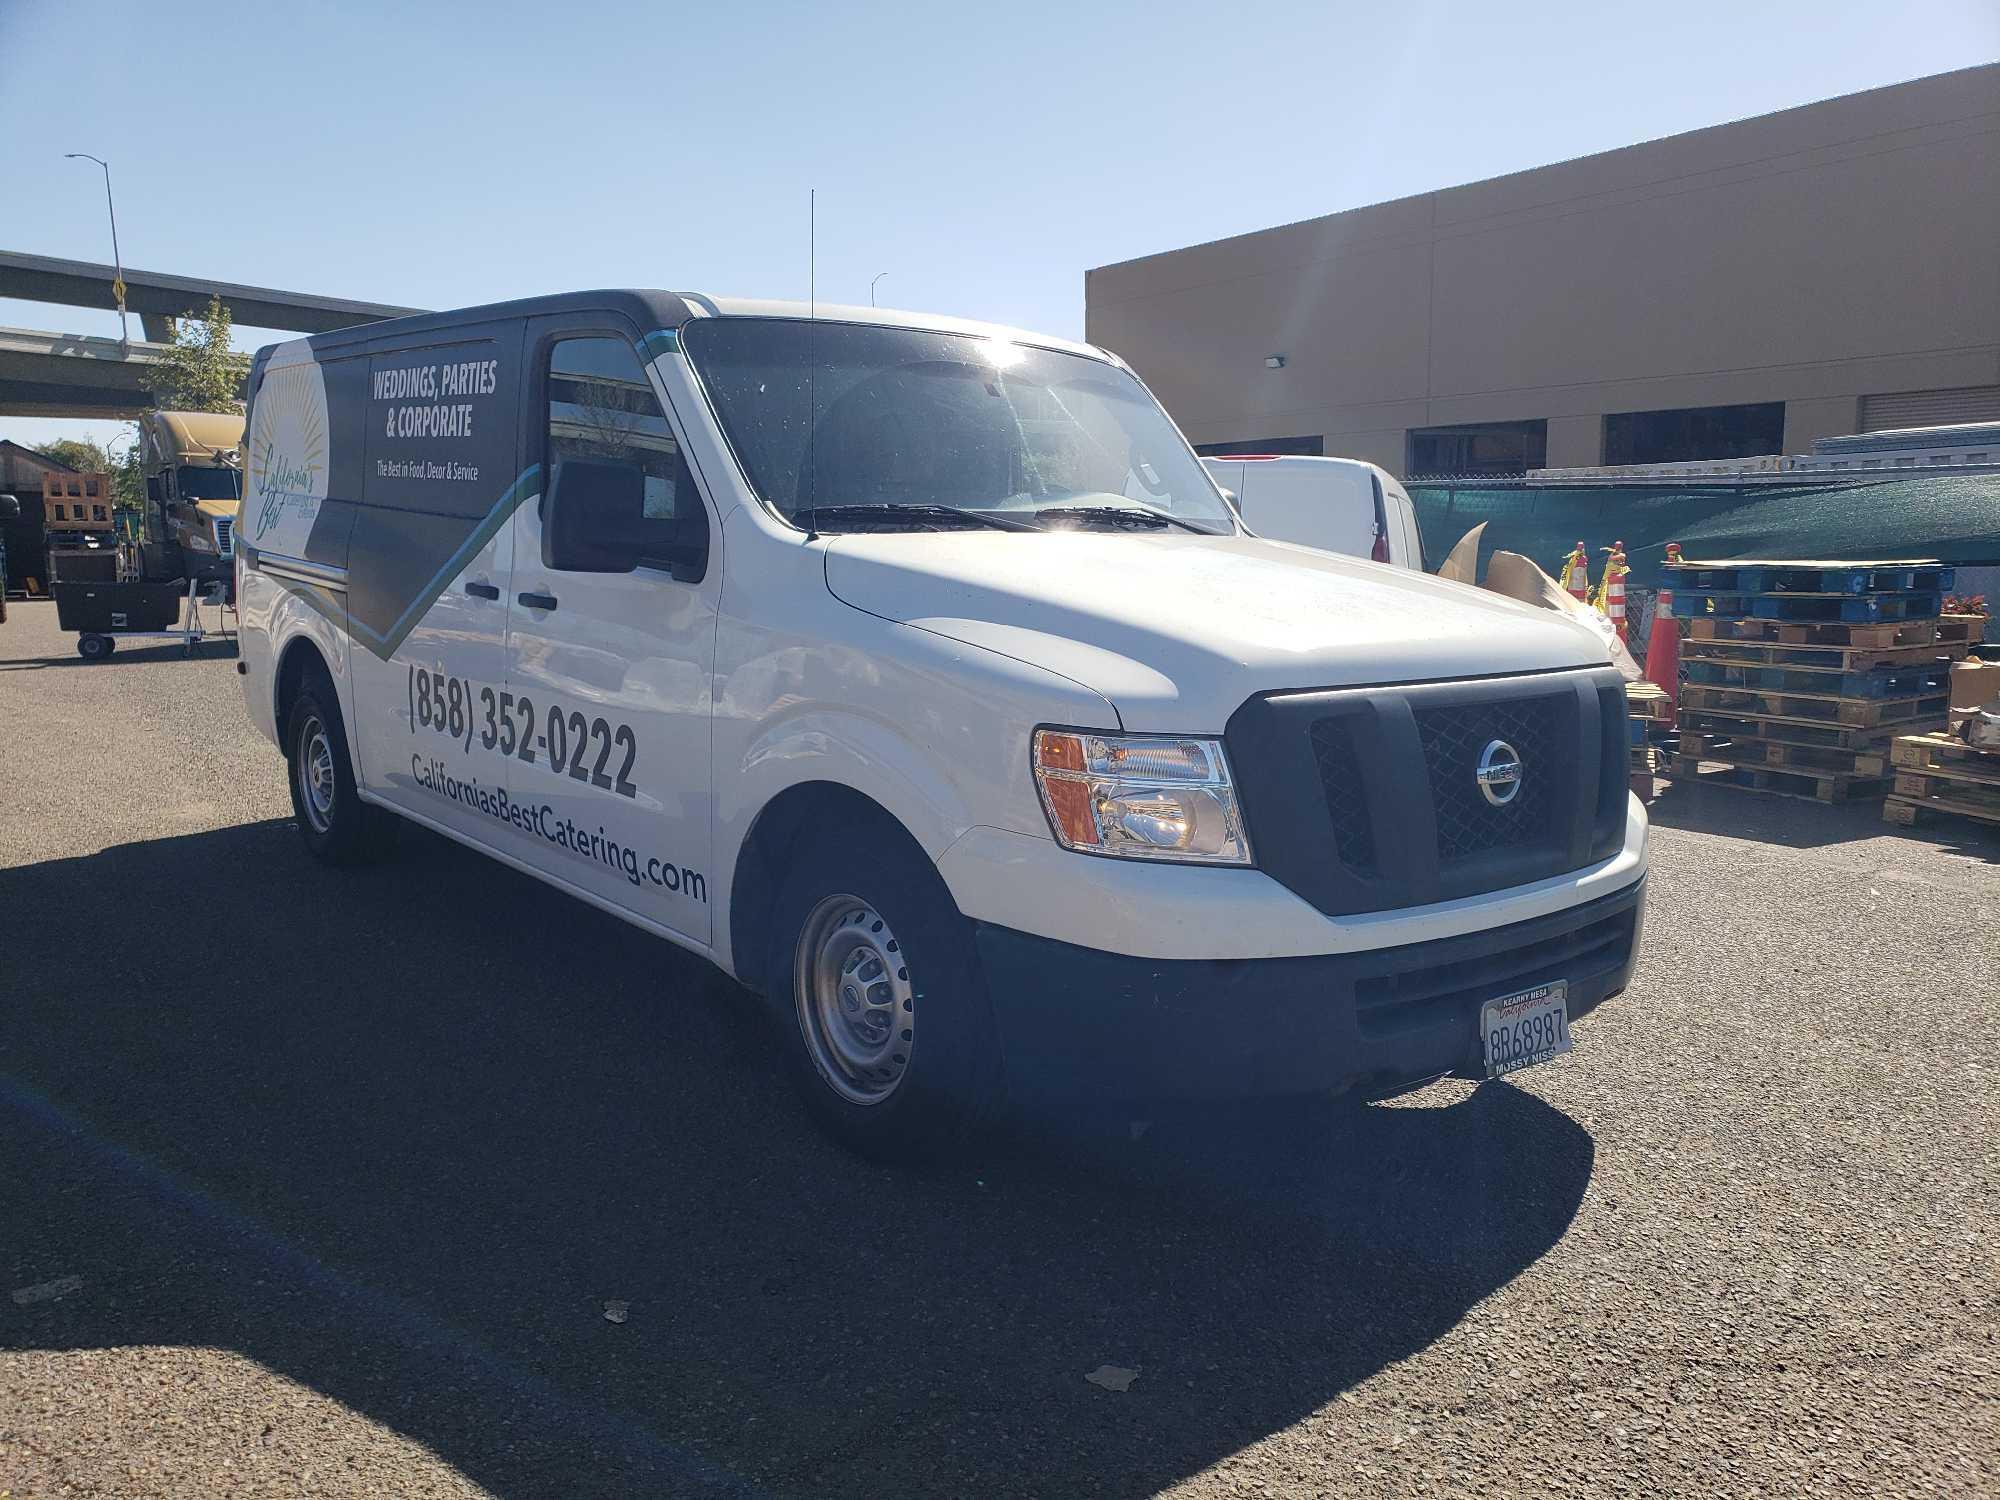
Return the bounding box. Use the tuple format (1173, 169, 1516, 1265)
(682, 318, 1236, 534)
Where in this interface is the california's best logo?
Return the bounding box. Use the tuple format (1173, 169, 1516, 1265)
(247, 357, 329, 551)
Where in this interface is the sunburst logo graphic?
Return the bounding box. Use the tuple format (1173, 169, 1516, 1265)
(247, 356, 329, 551)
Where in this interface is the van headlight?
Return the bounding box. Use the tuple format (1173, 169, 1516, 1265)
(1032, 729, 1252, 865)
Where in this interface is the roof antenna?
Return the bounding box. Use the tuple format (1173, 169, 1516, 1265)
(804, 187, 819, 541)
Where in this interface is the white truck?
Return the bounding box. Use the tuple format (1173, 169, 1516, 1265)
(1200, 454, 1425, 568)
(235, 291, 1647, 1157)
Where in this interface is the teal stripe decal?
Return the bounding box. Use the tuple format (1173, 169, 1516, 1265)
(351, 463, 542, 660)
(638, 328, 681, 359)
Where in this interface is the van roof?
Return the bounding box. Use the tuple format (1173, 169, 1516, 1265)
(259, 289, 1111, 366)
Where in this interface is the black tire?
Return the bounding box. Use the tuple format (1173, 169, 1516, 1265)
(285, 669, 394, 865)
(765, 813, 1006, 1160)
(77, 633, 110, 661)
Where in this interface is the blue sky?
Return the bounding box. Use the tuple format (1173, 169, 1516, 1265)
(4, 0, 1996, 451)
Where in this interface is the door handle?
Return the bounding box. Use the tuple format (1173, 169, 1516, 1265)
(463, 580, 500, 600)
(518, 590, 559, 611)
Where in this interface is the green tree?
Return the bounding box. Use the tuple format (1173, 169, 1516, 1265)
(36, 437, 115, 475)
(151, 294, 250, 414)
(110, 434, 147, 515)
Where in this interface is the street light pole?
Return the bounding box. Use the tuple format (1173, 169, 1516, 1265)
(869, 271, 888, 307)
(65, 152, 129, 348)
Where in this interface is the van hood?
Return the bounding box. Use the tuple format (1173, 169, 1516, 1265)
(822, 530, 1611, 731)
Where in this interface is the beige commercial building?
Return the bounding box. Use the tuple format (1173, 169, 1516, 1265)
(1086, 64, 2000, 478)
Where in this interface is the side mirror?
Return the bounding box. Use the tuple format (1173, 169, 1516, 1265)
(545, 459, 705, 580)
(146, 476, 163, 506)
(547, 459, 642, 573)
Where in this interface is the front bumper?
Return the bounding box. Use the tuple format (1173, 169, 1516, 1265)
(977, 874, 1645, 1102)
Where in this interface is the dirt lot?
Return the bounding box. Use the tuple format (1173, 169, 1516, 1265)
(1, 597, 1994, 1499)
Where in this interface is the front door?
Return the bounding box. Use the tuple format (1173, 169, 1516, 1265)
(501, 320, 719, 944)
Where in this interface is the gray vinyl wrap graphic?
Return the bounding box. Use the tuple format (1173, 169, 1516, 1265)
(247, 310, 690, 661)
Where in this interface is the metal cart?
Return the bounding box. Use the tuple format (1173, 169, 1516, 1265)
(52, 576, 237, 659)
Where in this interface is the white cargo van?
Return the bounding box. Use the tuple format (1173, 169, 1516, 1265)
(1201, 454, 1423, 568)
(236, 292, 1645, 1156)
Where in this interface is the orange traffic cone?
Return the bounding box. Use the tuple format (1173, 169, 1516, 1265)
(1560, 541, 1590, 603)
(1645, 542, 1682, 723)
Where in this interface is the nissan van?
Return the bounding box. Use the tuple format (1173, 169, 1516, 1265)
(235, 291, 1646, 1156)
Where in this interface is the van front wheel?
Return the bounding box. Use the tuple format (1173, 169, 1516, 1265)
(285, 672, 393, 865)
(767, 817, 1005, 1159)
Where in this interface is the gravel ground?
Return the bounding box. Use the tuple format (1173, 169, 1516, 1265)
(1, 598, 1994, 1499)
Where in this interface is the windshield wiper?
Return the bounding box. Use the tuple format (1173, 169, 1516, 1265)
(1034, 504, 1215, 535)
(803, 503, 1038, 533)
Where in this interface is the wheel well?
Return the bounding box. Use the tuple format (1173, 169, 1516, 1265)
(273, 637, 328, 744)
(729, 782, 925, 995)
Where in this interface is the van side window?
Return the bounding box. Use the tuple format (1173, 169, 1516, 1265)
(543, 336, 708, 580)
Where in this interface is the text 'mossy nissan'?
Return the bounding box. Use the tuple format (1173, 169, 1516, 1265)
(235, 291, 1646, 1156)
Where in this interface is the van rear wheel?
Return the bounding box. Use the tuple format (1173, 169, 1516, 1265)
(766, 815, 1005, 1159)
(285, 670, 394, 865)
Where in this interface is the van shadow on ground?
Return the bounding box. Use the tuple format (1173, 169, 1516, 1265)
(0, 818, 1594, 1498)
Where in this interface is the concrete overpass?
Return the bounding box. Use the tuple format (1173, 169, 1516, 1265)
(0, 250, 425, 419)
(0, 326, 169, 419)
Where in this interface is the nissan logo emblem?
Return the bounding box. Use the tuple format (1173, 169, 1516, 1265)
(1476, 739, 1524, 807)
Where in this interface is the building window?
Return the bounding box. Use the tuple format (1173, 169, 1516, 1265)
(1406, 420, 1547, 477)
(1603, 402, 1785, 466)
(1194, 435, 1324, 458)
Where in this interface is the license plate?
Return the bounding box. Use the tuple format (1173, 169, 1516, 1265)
(1481, 980, 1572, 1079)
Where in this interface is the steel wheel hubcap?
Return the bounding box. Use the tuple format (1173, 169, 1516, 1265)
(299, 716, 336, 833)
(795, 893, 914, 1106)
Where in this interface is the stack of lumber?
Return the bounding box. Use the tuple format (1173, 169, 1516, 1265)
(1663, 559, 1958, 803)
(1884, 733, 2000, 830)
(1626, 681, 1672, 798)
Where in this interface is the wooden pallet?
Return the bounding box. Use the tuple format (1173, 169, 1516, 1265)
(1675, 591, 1943, 625)
(1679, 638, 1952, 672)
(1671, 757, 1891, 803)
(1895, 768, 2000, 803)
(1626, 682, 1673, 722)
(1677, 710, 1902, 753)
(1937, 614, 1988, 648)
(1663, 561, 1955, 595)
(1884, 792, 2000, 829)
(1630, 744, 1662, 773)
(1678, 683, 1948, 728)
(1684, 617, 1943, 650)
(1676, 733, 1887, 777)
(1889, 732, 2000, 778)
(1682, 659, 1949, 699)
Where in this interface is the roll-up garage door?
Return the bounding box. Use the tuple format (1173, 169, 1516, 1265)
(1859, 385, 2000, 432)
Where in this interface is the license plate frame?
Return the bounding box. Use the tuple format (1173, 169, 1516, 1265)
(1480, 979, 1572, 1079)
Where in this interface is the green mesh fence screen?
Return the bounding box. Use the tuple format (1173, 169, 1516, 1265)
(1407, 471, 2000, 588)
